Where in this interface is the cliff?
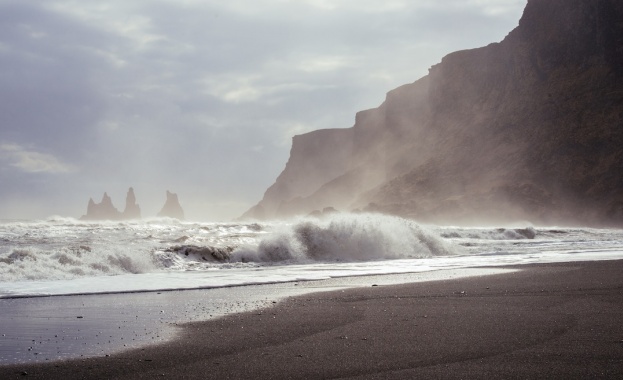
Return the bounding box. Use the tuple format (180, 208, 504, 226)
(243, 0, 623, 226)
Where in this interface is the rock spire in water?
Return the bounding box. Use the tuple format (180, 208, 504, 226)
(80, 192, 122, 220)
(122, 187, 141, 219)
(157, 190, 185, 220)
(80, 187, 142, 220)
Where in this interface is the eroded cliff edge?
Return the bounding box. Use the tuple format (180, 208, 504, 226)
(243, 0, 623, 226)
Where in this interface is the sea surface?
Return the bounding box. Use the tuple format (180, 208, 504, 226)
(1, 213, 623, 364)
(2, 213, 623, 298)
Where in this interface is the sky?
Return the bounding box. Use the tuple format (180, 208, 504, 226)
(0, 0, 526, 221)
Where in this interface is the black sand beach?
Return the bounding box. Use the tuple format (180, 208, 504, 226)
(1, 260, 622, 379)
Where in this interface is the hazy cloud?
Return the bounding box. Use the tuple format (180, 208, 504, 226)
(0, 143, 76, 174)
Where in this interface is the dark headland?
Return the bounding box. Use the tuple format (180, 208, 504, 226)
(243, 0, 623, 227)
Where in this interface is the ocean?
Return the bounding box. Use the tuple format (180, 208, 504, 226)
(1, 213, 622, 364)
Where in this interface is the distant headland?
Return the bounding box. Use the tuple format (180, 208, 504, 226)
(80, 188, 185, 220)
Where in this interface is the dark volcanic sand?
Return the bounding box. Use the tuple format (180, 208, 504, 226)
(1, 260, 622, 379)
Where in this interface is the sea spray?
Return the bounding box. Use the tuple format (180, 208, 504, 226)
(2, 215, 622, 288)
(231, 213, 457, 263)
(0, 214, 459, 281)
(441, 227, 537, 240)
(0, 245, 159, 282)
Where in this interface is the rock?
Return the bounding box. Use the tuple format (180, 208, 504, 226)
(167, 245, 233, 261)
(243, 0, 623, 227)
(157, 191, 185, 220)
(80, 192, 122, 220)
(306, 206, 339, 218)
(306, 210, 323, 218)
(122, 187, 141, 219)
(240, 204, 265, 221)
(80, 187, 141, 220)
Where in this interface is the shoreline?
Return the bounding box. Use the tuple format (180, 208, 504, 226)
(0, 267, 514, 301)
(1, 260, 622, 378)
(0, 267, 512, 365)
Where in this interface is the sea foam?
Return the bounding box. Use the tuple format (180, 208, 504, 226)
(0, 214, 459, 282)
(230, 213, 456, 263)
(2, 214, 623, 289)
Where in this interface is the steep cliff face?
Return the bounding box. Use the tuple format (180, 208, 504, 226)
(244, 0, 623, 226)
(243, 128, 355, 219)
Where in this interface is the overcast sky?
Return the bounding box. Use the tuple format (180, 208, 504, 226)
(0, 0, 526, 221)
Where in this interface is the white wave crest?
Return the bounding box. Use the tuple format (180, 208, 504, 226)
(0, 245, 159, 282)
(231, 214, 458, 263)
(441, 226, 536, 240)
(0, 214, 470, 283)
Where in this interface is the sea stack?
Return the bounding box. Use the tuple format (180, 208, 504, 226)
(121, 187, 141, 219)
(80, 192, 122, 220)
(157, 190, 185, 220)
(80, 187, 141, 220)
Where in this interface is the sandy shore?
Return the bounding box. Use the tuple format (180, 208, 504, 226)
(1, 260, 622, 379)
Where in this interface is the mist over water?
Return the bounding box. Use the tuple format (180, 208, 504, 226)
(1, 213, 623, 297)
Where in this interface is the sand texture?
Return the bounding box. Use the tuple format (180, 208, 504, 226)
(1, 260, 622, 379)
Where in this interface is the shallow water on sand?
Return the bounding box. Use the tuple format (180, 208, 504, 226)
(0, 268, 511, 364)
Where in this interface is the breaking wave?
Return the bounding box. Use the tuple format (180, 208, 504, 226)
(0, 214, 459, 281)
(230, 214, 456, 263)
(0, 245, 159, 282)
(440, 226, 537, 240)
(2, 213, 623, 287)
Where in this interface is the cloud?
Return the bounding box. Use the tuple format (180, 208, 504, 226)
(0, 143, 76, 174)
(0, 0, 527, 220)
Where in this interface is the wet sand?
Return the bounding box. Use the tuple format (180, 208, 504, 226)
(1, 260, 622, 379)
(0, 268, 511, 365)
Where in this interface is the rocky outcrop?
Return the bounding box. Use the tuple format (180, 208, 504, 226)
(80, 188, 186, 221)
(157, 190, 185, 220)
(80, 192, 122, 220)
(81, 187, 141, 220)
(122, 187, 141, 219)
(243, 0, 623, 226)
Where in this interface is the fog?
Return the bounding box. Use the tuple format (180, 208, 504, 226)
(0, 0, 525, 221)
